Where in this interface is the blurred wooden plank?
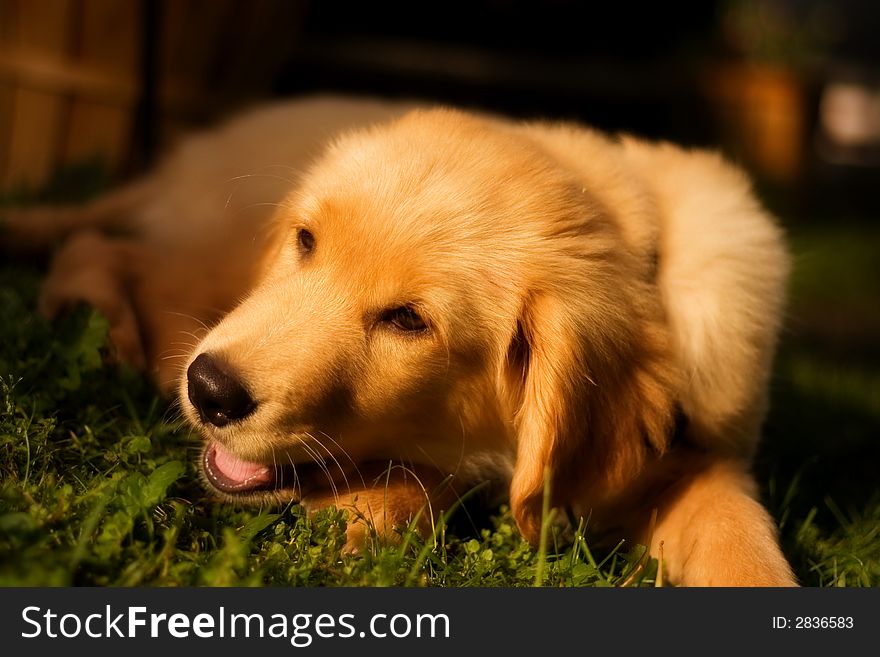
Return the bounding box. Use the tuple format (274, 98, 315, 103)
(76, 0, 138, 73)
(0, 1, 18, 43)
(1, 0, 309, 187)
(221, 0, 305, 97)
(185, 0, 237, 88)
(160, 0, 236, 116)
(0, 47, 136, 103)
(5, 0, 73, 53)
(0, 0, 72, 188)
(3, 86, 63, 188)
(0, 80, 14, 178)
(64, 100, 129, 169)
(64, 0, 139, 169)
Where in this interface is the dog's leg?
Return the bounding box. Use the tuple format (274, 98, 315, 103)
(650, 458, 797, 586)
(39, 230, 226, 393)
(301, 465, 461, 551)
(39, 230, 149, 369)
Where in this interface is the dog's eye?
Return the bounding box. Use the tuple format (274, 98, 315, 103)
(380, 306, 428, 333)
(297, 228, 315, 254)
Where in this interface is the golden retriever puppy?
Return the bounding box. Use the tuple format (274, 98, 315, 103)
(3, 95, 796, 586)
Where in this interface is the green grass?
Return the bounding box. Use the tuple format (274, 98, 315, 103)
(757, 226, 880, 586)
(1, 198, 878, 586)
(0, 262, 658, 586)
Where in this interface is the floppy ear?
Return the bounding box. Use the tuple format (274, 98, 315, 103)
(508, 284, 679, 543)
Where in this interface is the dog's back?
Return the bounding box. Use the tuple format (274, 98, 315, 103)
(621, 138, 789, 454)
(515, 121, 789, 456)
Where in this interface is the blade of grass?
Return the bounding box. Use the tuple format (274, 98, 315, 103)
(533, 466, 555, 587)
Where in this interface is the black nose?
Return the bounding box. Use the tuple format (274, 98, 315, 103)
(187, 353, 256, 427)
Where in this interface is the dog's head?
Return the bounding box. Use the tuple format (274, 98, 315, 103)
(180, 109, 678, 542)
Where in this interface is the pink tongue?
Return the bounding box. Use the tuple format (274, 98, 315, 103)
(211, 441, 272, 486)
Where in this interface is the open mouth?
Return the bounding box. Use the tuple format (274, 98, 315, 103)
(202, 440, 292, 495)
(201, 440, 393, 502)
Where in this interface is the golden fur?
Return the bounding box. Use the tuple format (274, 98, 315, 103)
(3, 95, 796, 586)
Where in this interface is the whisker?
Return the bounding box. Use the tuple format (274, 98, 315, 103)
(171, 331, 207, 343)
(162, 310, 213, 332)
(455, 411, 467, 476)
(285, 452, 303, 501)
(239, 201, 288, 214)
(410, 442, 481, 537)
(159, 351, 195, 361)
(165, 339, 199, 349)
(224, 171, 300, 186)
(307, 433, 352, 496)
(306, 445, 340, 503)
(316, 430, 360, 470)
(271, 448, 280, 495)
(317, 430, 366, 489)
(157, 302, 228, 317)
(298, 439, 338, 504)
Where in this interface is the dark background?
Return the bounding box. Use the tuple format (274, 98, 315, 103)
(3, 0, 878, 218)
(147, 0, 880, 221)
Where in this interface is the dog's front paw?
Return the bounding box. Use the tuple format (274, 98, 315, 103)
(340, 520, 374, 556)
(40, 231, 147, 369)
